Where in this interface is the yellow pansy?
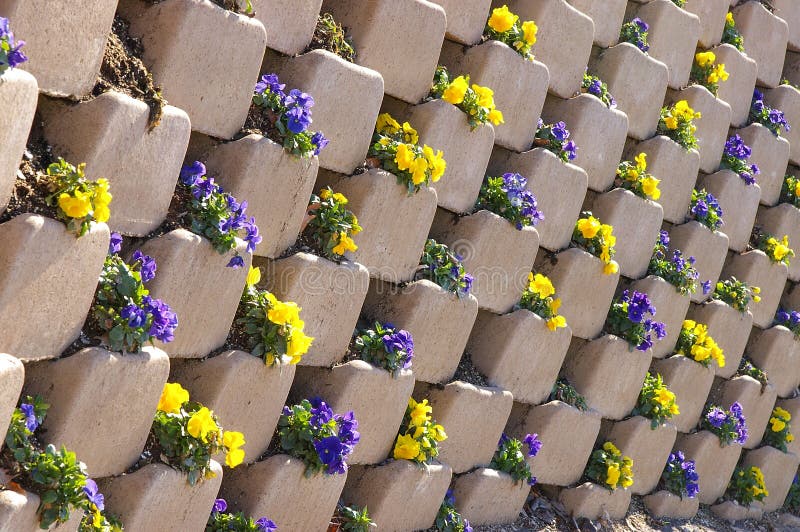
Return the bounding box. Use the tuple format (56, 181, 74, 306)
(409, 399, 433, 427)
(664, 115, 678, 130)
(319, 188, 332, 200)
(223, 431, 246, 468)
(530, 273, 555, 298)
(332, 192, 348, 204)
(332, 232, 358, 256)
(246, 265, 261, 287)
(606, 464, 620, 487)
(442, 75, 469, 105)
(774, 407, 792, 421)
(655, 388, 675, 406)
(402, 122, 419, 144)
(603, 260, 619, 275)
(577, 216, 601, 239)
(794, 181, 800, 196)
(683, 319, 696, 330)
(546, 315, 567, 331)
(522, 20, 538, 46)
(669, 403, 680, 416)
(410, 157, 429, 185)
(726, 12, 734, 25)
(550, 297, 562, 314)
(157, 382, 190, 414)
(187, 407, 219, 442)
(641, 176, 661, 200)
(267, 300, 301, 326)
(695, 51, 716, 68)
(674, 100, 695, 119)
(393, 433, 421, 460)
(487, 108, 504, 126)
(788, 433, 795, 442)
(430, 424, 447, 442)
(488, 5, 518, 33)
(287, 328, 313, 362)
(94, 204, 110, 223)
(394, 143, 415, 171)
(58, 190, 93, 219)
(635, 152, 647, 172)
(423, 145, 446, 182)
(472, 84, 495, 109)
(603, 441, 621, 455)
(713, 63, 729, 82)
(376, 113, 400, 134)
(770, 416, 787, 432)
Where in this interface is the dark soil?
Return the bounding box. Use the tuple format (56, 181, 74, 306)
(304, 13, 356, 63)
(238, 104, 285, 146)
(452, 351, 489, 387)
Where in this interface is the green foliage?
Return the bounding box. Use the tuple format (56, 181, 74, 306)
(311, 13, 355, 62)
(647, 237, 699, 295)
(335, 504, 375, 532)
(42, 158, 111, 237)
(713, 276, 760, 313)
(781, 174, 800, 208)
(632, 373, 679, 429)
(353, 321, 412, 376)
(305, 187, 362, 261)
(489, 434, 539, 485)
(784, 474, 800, 511)
(549, 378, 588, 411)
(416, 239, 473, 297)
(429, 66, 502, 129)
(722, 12, 744, 51)
(657, 101, 700, 151)
(736, 357, 769, 389)
(433, 491, 470, 532)
(726, 466, 768, 505)
(581, 73, 616, 108)
(206, 510, 266, 531)
(585, 442, 633, 491)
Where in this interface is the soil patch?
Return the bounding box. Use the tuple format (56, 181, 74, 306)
(304, 13, 356, 63)
(452, 351, 489, 388)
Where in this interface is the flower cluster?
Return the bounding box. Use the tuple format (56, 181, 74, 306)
(533, 118, 577, 162)
(42, 158, 112, 237)
(752, 230, 794, 265)
(620, 17, 649, 53)
(206, 498, 276, 532)
(581, 72, 616, 108)
(671, 0, 686, 6)
(475, 172, 543, 230)
(713, 276, 760, 312)
(252, 73, 328, 158)
(430, 66, 503, 128)
(517, 272, 567, 331)
(690, 51, 729, 96)
(616, 152, 661, 200)
(573, 213, 619, 275)
(354, 321, 414, 375)
(786, 475, 800, 512)
(0, 17, 26, 72)
(781, 173, 800, 208)
(368, 113, 447, 193)
(660, 451, 699, 499)
(490, 433, 542, 486)
(433, 491, 472, 532)
(736, 357, 768, 389)
(236, 266, 313, 365)
(278, 398, 359, 476)
(606, 290, 666, 351)
(549, 378, 589, 411)
(722, 11, 744, 52)
(393, 397, 447, 464)
(416, 239, 473, 297)
(305, 187, 362, 261)
(3, 397, 122, 531)
(586, 442, 634, 491)
(331, 503, 374, 532)
(720, 134, 760, 185)
(688, 188, 724, 231)
(657, 100, 700, 150)
(702, 402, 747, 446)
(179, 162, 261, 268)
(91, 246, 178, 352)
(633, 373, 680, 428)
(749, 89, 791, 137)
(484, 5, 538, 60)
(675, 319, 725, 368)
(648, 231, 699, 295)
(726, 466, 768, 505)
(775, 307, 800, 336)
(152, 383, 246, 484)
(764, 406, 794, 452)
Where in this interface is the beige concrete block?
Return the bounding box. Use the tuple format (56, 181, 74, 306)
(630, 276, 691, 359)
(171, 350, 295, 464)
(606, 416, 677, 495)
(291, 361, 414, 465)
(643, 490, 700, 519)
(784, 51, 800, 89)
(668, 221, 729, 303)
(23, 347, 168, 478)
(559, 482, 632, 520)
(0, 0, 116, 97)
(714, 376, 779, 449)
(684, 0, 730, 48)
(418, 381, 513, 473)
(732, 1, 788, 88)
(735, 123, 790, 206)
(765, 85, 800, 166)
(746, 326, 800, 398)
(697, 170, 761, 252)
(0, 354, 22, 451)
(468, 309, 572, 405)
(592, 188, 664, 279)
(498, 0, 593, 98)
(261, 252, 369, 367)
(430, 0, 493, 45)
(120, 0, 267, 139)
(712, 44, 759, 127)
(362, 279, 478, 384)
(430, 209, 539, 314)
(409, 99, 495, 213)
(651, 355, 715, 433)
(776, 396, 800, 456)
(441, 40, 550, 152)
(667, 85, 732, 174)
(452, 468, 530, 526)
(773, 0, 800, 52)
(590, 43, 669, 140)
(100, 461, 222, 532)
(688, 300, 753, 378)
(783, 280, 800, 312)
(40, 92, 191, 237)
(676, 430, 741, 505)
(711, 500, 764, 521)
(0, 69, 37, 214)
(202, 134, 318, 259)
(743, 446, 800, 512)
(506, 401, 602, 486)
(221, 454, 345, 532)
(722, 250, 788, 329)
(343, 460, 452, 532)
(0, 490, 39, 532)
(270, 49, 384, 174)
(566, 0, 626, 47)
(332, 169, 437, 283)
(626, 136, 701, 224)
(563, 334, 653, 420)
(138, 229, 250, 358)
(541, 94, 629, 193)
(0, 214, 109, 361)
(488, 146, 588, 251)
(322, 0, 445, 104)
(251, 0, 322, 55)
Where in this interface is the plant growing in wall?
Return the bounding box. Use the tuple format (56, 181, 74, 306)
(585, 441, 634, 491)
(415, 239, 473, 297)
(206, 498, 276, 532)
(720, 134, 760, 185)
(533, 119, 577, 162)
(619, 18, 649, 53)
(616, 152, 661, 200)
(690, 51, 729, 96)
(433, 490, 471, 532)
(763, 406, 794, 452)
(659, 451, 699, 499)
(751, 228, 794, 265)
(701, 402, 748, 446)
(687, 189, 724, 231)
(647, 231, 699, 295)
(429, 66, 504, 129)
(632, 373, 680, 428)
(490, 433, 542, 485)
(581, 72, 616, 108)
(0, 17, 27, 72)
(516, 272, 567, 331)
(712, 276, 760, 313)
(392, 397, 447, 464)
(353, 321, 414, 376)
(605, 290, 666, 351)
(475, 172, 543, 230)
(749, 89, 791, 137)
(674, 319, 725, 368)
(42, 158, 113, 237)
(657, 100, 701, 151)
(304, 187, 362, 261)
(722, 12, 744, 51)
(484, 5, 538, 61)
(725, 466, 769, 505)
(572, 212, 619, 275)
